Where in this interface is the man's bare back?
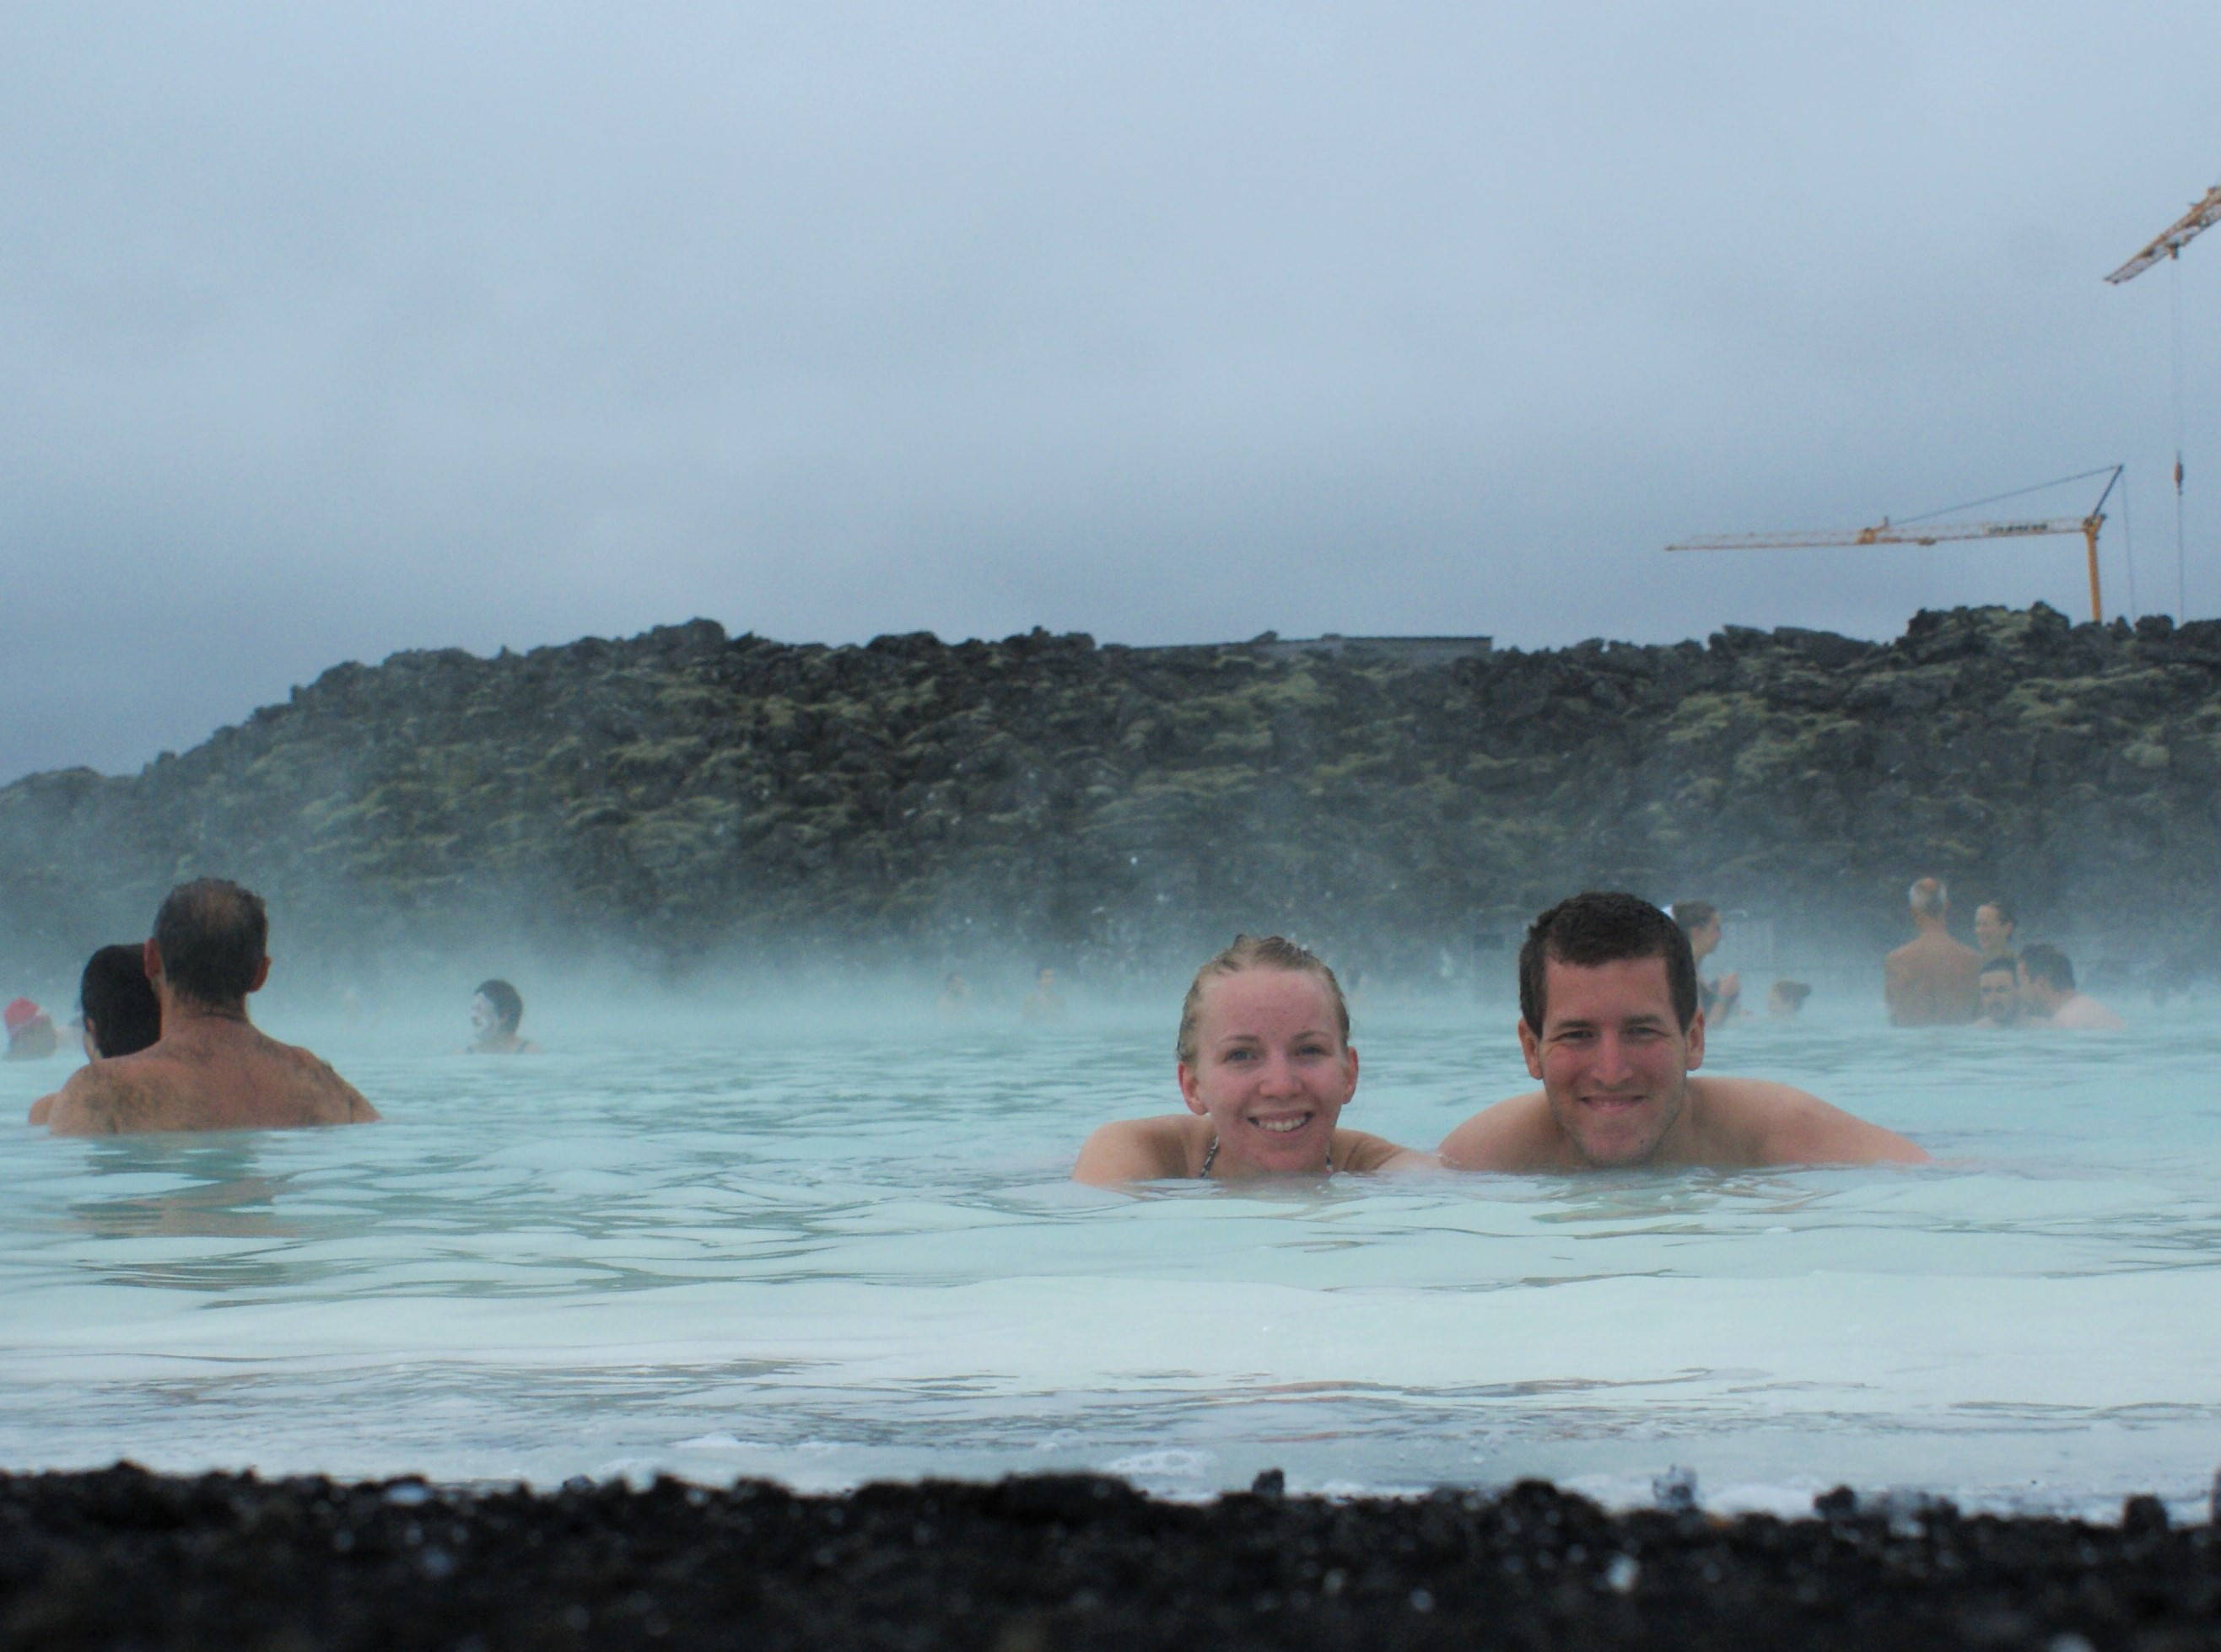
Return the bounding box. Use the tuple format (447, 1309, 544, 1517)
(38, 1014, 377, 1135)
(1884, 932, 1982, 1027)
(1440, 1074, 1927, 1173)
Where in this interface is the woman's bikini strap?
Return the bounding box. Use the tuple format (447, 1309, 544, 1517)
(1199, 1137, 1334, 1178)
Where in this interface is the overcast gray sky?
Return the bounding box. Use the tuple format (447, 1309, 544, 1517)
(3, 2, 2217, 781)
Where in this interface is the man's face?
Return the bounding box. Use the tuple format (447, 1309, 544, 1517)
(1518, 956, 1704, 1168)
(1977, 969, 2019, 1025)
(2017, 962, 2062, 1016)
(1689, 917, 1722, 961)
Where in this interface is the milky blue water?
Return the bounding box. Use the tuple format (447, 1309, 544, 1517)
(4, 993, 2219, 1518)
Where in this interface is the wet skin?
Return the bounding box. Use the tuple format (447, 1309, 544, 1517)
(1070, 967, 1432, 1184)
(1439, 955, 1927, 1170)
(1175, 969, 1357, 1177)
(1976, 971, 2020, 1025)
(1517, 956, 1704, 1167)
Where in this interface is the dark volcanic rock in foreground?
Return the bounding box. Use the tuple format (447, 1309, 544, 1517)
(3, 603, 2218, 978)
(4, 1465, 2218, 1650)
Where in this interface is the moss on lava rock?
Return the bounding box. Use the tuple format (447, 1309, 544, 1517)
(3, 606, 2217, 980)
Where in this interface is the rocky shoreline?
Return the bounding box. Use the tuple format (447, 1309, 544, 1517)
(3, 604, 2217, 984)
(4, 1464, 2216, 1649)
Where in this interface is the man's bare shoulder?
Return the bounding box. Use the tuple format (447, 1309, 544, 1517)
(1438, 1091, 1562, 1172)
(1889, 934, 1980, 965)
(260, 1035, 380, 1122)
(2047, 994, 2125, 1030)
(1073, 1115, 1199, 1185)
(1692, 1075, 1927, 1165)
(47, 1034, 377, 1133)
(45, 1057, 186, 1136)
(28, 1059, 119, 1125)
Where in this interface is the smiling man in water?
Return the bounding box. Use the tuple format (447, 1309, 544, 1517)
(1439, 892, 1926, 1172)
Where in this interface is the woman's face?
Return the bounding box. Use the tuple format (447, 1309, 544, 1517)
(1974, 905, 2013, 954)
(469, 993, 497, 1037)
(1177, 968, 1356, 1176)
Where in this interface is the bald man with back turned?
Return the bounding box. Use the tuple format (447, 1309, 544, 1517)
(1883, 877, 1982, 1028)
(34, 879, 377, 1134)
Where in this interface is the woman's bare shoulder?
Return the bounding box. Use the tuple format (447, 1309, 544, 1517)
(1072, 1115, 1202, 1185)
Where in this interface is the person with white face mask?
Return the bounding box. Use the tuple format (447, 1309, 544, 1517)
(466, 978, 538, 1054)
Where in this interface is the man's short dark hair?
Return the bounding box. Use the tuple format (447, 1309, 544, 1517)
(474, 978, 525, 1033)
(80, 943, 161, 1057)
(1519, 892, 1700, 1033)
(1977, 955, 2019, 980)
(1979, 898, 2017, 929)
(1670, 901, 1718, 934)
(151, 879, 268, 1007)
(2019, 942, 2075, 993)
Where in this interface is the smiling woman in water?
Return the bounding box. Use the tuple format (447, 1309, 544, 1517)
(1071, 934, 1435, 1185)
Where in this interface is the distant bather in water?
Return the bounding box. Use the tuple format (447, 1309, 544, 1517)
(467, 979, 539, 1054)
(3, 998, 59, 1060)
(2018, 944, 2124, 1030)
(1070, 934, 1435, 1185)
(1884, 877, 1982, 1027)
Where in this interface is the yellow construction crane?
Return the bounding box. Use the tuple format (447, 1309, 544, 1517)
(2105, 182, 2221, 284)
(1666, 466, 2122, 623)
(2106, 182, 2218, 617)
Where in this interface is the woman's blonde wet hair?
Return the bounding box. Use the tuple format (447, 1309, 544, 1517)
(1175, 934, 1350, 1066)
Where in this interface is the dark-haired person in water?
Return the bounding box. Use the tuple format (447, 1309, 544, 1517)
(36, 880, 377, 1135)
(1439, 893, 1925, 1172)
(1973, 899, 2018, 960)
(28, 945, 165, 1126)
(1073, 934, 1434, 1184)
(2018, 944, 2125, 1030)
(1975, 956, 2022, 1029)
(467, 978, 538, 1053)
(78, 944, 162, 1058)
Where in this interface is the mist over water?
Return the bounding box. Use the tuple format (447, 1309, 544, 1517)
(5, 977, 2218, 1515)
